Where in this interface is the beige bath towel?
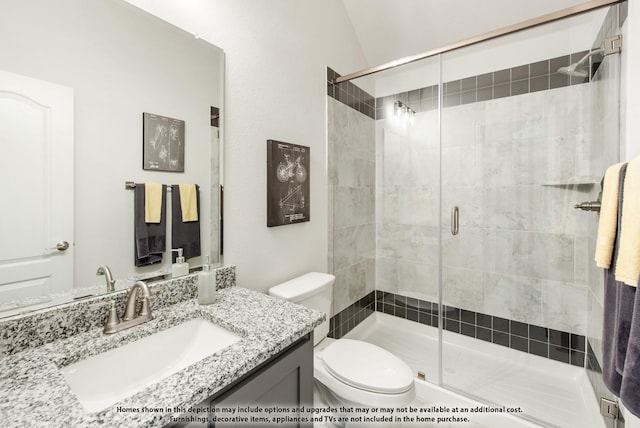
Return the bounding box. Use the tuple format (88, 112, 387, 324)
(179, 184, 198, 222)
(595, 162, 626, 268)
(144, 182, 163, 223)
(615, 157, 640, 287)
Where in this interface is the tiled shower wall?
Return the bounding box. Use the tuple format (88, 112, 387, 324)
(327, 55, 602, 351)
(327, 93, 376, 316)
(327, 8, 622, 373)
(377, 80, 596, 337)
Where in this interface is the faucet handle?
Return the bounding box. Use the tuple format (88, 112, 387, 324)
(103, 301, 121, 334)
(139, 297, 152, 319)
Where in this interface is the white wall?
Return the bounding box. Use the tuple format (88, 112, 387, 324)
(124, 0, 368, 293)
(370, 8, 608, 98)
(342, 0, 597, 67)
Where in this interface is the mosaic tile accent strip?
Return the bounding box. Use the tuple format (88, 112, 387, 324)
(377, 291, 586, 367)
(374, 50, 590, 120)
(330, 50, 594, 121)
(376, 291, 585, 367)
(328, 291, 375, 339)
(327, 67, 376, 119)
(328, 289, 587, 368)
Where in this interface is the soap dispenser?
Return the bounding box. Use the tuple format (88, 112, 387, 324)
(197, 255, 217, 305)
(171, 248, 189, 278)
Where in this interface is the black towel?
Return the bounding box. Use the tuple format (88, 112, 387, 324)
(619, 164, 640, 417)
(171, 184, 201, 262)
(603, 269, 624, 395)
(134, 184, 167, 266)
(603, 164, 627, 395)
(621, 287, 640, 417)
(602, 162, 640, 418)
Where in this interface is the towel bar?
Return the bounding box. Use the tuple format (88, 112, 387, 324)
(125, 181, 173, 190)
(574, 200, 601, 212)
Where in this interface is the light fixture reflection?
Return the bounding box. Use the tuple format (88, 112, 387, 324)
(394, 101, 415, 123)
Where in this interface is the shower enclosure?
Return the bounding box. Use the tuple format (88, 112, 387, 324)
(328, 2, 623, 427)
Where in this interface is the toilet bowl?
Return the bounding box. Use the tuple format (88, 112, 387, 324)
(268, 272, 415, 411)
(315, 338, 414, 407)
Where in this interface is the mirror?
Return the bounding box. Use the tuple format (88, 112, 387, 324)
(0, 0, 224, 317)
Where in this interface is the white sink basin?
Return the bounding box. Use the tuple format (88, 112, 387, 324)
(61, 318, 241, 412)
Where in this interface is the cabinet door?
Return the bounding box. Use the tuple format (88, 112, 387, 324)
(213, 335, 313, 428)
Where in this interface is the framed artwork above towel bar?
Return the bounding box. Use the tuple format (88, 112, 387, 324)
(142, 112, 185, 172)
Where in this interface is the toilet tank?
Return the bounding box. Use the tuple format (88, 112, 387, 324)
(268, 272, 334, 345)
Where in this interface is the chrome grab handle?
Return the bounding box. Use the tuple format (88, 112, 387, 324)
(451, 206, 459, 235)
(46, 241, 69, 251)
(574, 201, 601, 212)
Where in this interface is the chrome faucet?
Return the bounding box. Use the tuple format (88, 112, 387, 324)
(103, 281, 153, 334)
(96, 265, 116, 292)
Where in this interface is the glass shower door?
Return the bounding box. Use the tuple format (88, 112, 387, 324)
(370, 57, 443, 384)
(439, 6, 621, 428)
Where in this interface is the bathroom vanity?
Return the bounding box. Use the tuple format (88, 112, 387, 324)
(0, 271, 323, 427)
(173, 334, 313, 428)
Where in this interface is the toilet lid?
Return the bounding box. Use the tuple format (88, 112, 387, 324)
(320, 339, 414, 394)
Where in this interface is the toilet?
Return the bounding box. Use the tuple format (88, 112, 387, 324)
(268, 272, 415, 412)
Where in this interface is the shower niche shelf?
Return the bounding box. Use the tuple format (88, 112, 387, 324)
(539, 178, 600, 187)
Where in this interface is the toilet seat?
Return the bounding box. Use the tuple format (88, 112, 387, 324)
(319, 339, 414, 394)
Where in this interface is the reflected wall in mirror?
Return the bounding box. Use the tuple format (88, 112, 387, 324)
(0, 0, 224, 318)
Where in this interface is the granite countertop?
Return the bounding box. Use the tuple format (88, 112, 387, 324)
(0, 287, 324, 427)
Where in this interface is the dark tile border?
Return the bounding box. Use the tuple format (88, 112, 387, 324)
(327, 67, 376, 120)
(328, 290, 586, 368)
(328, 291, 376, 339)
(372, 50, 590, 120)
(330, 51, 589, 121)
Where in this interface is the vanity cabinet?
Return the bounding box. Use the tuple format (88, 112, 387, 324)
(166, 333, 313, 428)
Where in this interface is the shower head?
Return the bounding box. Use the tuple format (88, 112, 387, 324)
(557, 47, 604, 79)
(557, 63, 589, 78)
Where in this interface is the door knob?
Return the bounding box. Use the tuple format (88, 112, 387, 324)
(46, 241, 69, 251)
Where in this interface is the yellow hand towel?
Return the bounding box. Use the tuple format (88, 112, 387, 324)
(615, 157, 640, 287)
(595, 162, 626, 268)
(179, 184, 198, 222)
(144, 182, 163, 224)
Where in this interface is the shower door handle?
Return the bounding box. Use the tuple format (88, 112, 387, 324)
(451, 206, 459, 235)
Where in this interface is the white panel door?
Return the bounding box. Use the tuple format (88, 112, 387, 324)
(0, 70, 74, 304)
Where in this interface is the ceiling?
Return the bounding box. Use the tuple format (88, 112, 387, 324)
(340, 0, 592, 67)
